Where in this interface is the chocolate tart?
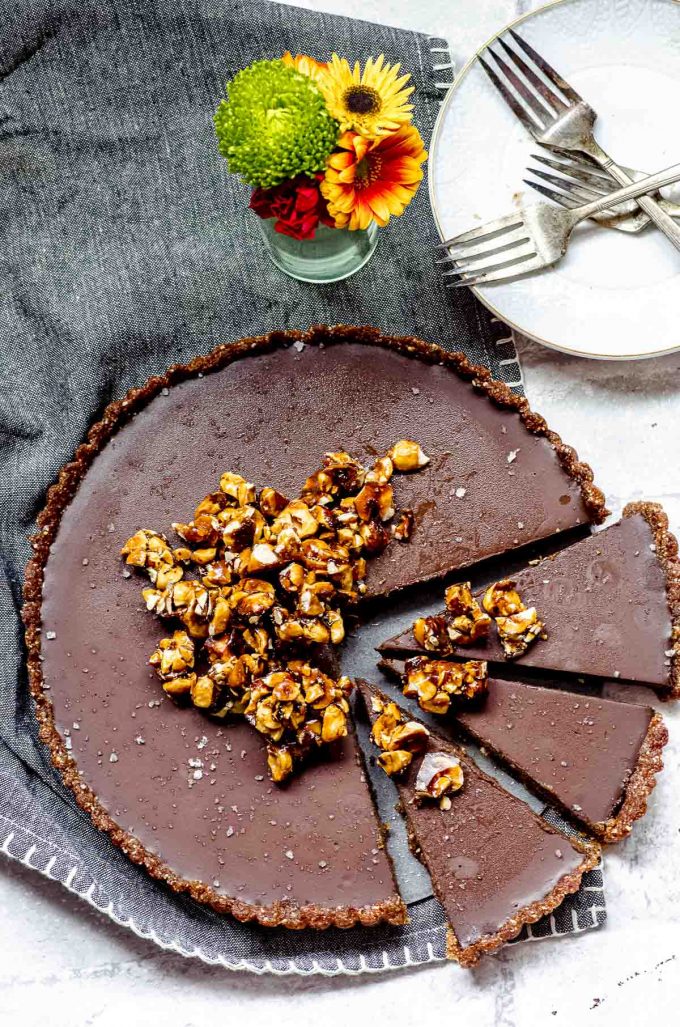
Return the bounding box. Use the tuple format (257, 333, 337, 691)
(380, 659, 667, 843)
(379, 503, 680, 698)
(23, 325, 605, 927)
(356, 681, 600, 966)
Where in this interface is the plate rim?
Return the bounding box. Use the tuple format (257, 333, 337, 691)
(428, 0, 680, 361)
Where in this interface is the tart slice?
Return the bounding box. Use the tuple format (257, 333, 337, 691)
(378, 503, 680, 697)
(380, 658, 668, 843)
(356, 680, 600, 966)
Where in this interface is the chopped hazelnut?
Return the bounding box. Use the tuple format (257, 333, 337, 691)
(482, 579, 524, 617)
(389, 440, 430, 472)
(482, 580, 546, 658)
(415, 751, 464, 801)
(496, 607, 545, 658)
(413, 615, 454, 654)
(443, 582, 492, 645)
(219, 471, 256, 506)
(149, 630, 194, 680)
(162, 672, 197, 697)
(259, 486, 288, 518)
(377, 749, 413, 776)
(392, 509, 414, 542)
(191, 674, 215, 709)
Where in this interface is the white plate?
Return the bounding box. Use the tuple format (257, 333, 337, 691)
(430, 0, 680, 360)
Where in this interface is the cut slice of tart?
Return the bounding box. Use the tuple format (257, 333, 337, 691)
(378, 503, 680, 698)
(356, 680, 600, 966)
(23, 326, 606, 922)
(380, 658, 668, 843)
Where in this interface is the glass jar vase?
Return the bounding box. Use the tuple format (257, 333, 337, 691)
(257, 219, 379, 284)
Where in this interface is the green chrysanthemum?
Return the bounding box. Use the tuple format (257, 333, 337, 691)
(214, 60, 340, 189)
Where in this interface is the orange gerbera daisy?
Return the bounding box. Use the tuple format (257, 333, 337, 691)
(281, 52, 328, 85)
(321, 123, 427, 230)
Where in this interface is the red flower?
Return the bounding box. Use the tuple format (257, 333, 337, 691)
(249, 174, 334, 240)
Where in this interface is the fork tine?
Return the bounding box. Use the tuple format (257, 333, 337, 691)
(497, 38, 567, 114)
(486, 47, 552, 126)
(522, 178, 582, 207)
(445, 239, 538, 276)
(509, 30, 583, 104)
(478, 55, 540, 135)
(438, 224, 530, 263)
(447, 254, 545, 289)
(438, 211, 523, 250)
(534, 147, 614, 181)
(524, 179, 579, 210)
(528, 168, 600, 202)
(531, 152, 613, 190)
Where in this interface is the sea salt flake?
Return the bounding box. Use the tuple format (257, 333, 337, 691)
(196, 735, 208, 750)
(226, 826, 234, 837)
(135, 735, 145, 745)
(507, 449, 519, 463)
(455, 487, 467, 499)
(46, 631, 56, 640)
(293, 340, 305, 352)
(193, 769, 203, 780)
(109, 752, 118, 763)
(285, 850, 294, 860)
(411, 387, 420, 395)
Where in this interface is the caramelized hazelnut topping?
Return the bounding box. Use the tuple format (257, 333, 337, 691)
(483, 579, 546, 658)
(403, 656, 488, 715)
(370, 697, 431, 778)
(444, 581, 492, 645)
(482, 579, 524, 617)
(121, 442, 428, 781)
(413, 615, 454, 654)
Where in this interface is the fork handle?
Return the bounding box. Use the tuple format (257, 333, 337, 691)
(575, 163, 680, 226)
(584, 142, 680, 252)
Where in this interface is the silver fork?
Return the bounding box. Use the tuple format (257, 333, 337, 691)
(528, 150, 680, 234)
(440, 163, 680, 289)
(480, 30, 680, 251)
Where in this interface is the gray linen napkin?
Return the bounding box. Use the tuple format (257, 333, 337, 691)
(0, 0, 603, 973)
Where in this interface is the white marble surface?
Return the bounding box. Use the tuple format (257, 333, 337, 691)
(3, 1, 680, 1024)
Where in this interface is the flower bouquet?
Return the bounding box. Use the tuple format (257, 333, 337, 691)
(214, 52, 427, 282)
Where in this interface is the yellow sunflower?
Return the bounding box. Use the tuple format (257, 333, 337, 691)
(281, 52, 328, 85)
(318, 53, 414, 138)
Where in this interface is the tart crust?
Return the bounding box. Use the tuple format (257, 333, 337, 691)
(623, 502, 680, 701)
(596, 712, 668, 844)
(446, 836, 600, 967)
(22, 324, 606, 929)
